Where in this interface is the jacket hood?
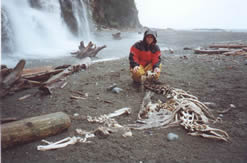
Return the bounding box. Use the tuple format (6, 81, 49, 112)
(143, 29, 157, 44)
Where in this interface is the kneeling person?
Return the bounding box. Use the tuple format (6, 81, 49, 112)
(129, 29, 161, 83)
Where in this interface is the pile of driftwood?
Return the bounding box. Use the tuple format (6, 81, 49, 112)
(0, 57, 92, 97)
(71, 41, 106, 59)
(194, 44, 247, 56)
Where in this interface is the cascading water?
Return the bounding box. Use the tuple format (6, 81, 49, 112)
(1, 0, 93, 65)
(72, 0, 92, 41)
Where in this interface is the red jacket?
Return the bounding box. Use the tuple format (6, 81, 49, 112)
(129, 40, 161, 69)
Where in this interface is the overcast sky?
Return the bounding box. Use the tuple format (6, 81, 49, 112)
(135, 0, 247, 29)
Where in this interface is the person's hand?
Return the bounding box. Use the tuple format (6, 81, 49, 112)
(133, 66, 140, 73)
(154, 67, 160, 73)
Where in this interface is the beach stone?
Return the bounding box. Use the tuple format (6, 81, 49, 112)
(107, 83, 117, 91)
(167, 133, 179, 141)
(244, 60, 247, 65)
(112, 87, 123, 94)
(73, 113, 79, 117)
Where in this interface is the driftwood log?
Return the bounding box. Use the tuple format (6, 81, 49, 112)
(0, 57, 92, 97)
(1, 59, 25, 89)
(112, 32, 121, 40)
(194, 48, 230, 54)
(71, 41, 106, 59)
(209, 44, 247, 49)
(40, 57, 92, 94)
(0, 60, 26, 97)
(1, 112, 71, 149)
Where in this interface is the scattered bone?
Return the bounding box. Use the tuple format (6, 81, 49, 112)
(70, 95, 86, 100)
(230, 104, 236, 108)
(60, 82, 68, 88)
(86, 108, 132, 138)
(217, 108, 232, 114)
(203, 102, 217, 107)
(107, 107, 131, 118)
(18, 94, 31, 101)
(37, 135, 93, 151)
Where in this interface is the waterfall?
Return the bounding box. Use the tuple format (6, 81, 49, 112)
(71, 0, 92, 41)
(1, 0, 93, 63)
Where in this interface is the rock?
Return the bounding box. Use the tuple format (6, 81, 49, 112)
(94, 126, 110, 139)
(112, 87, 123, 94)
(230, 104, 236, 108)
(167, 133, 179, 141)
(144, 130, 152, 135)
(107, 83, 117, 91)
(244, 60, 247, 65)
(90, 0, 141, 28)
(73, 113, 79, 117)
(184, 47, 192, 50)
(219, 114, 224, 117)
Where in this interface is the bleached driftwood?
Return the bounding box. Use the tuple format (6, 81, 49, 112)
(209, 44, 247, 49)
(194, 48, 230, 54)
(0, 60, 26, 97)
(40, 57, 92, 94)
(71, 41, 106, 59)
(1, 60, 25, 90)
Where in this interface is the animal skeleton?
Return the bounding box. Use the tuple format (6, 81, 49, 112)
(129, 81, 229, 141)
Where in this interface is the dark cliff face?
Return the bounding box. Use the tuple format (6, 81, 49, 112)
(90, 0, 141, 29)
(59, 0, 79, 36)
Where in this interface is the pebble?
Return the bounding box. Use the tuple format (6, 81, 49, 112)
(219, 114, 224, 117)
(112, 87, 123, 94)
(244, 60, 247, 65)
(167, 133, 179, 141)
(106, 83, 117, 91)
(73, 113, 79, 117)
(230, 104, 236, 108)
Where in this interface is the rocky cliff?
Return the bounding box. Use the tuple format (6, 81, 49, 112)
(89, 0, 141, 29)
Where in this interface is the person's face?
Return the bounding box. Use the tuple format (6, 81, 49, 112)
(145, 35, 154, 45)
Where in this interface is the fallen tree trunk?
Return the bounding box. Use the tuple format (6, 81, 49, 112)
(209, 44, 247, 49)
(71, 41, 106, 59)
(1, 112, 71, 149)
(40, 57, 92, 94)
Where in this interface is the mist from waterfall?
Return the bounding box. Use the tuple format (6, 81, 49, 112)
(1, 0, 93, 64)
